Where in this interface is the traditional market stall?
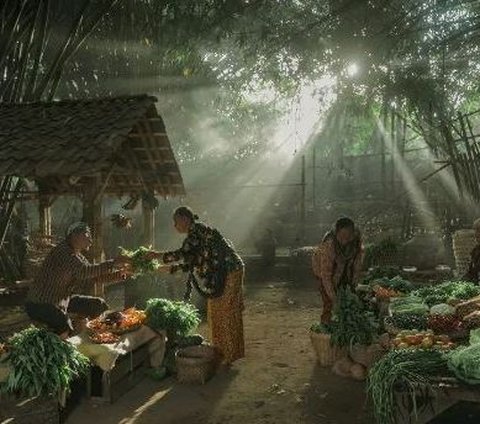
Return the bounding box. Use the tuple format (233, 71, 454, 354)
(0, 95, 195, 421)
(309, 266, 480, 423)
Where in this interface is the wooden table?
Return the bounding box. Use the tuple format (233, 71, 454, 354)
(394, 377, 480, 424)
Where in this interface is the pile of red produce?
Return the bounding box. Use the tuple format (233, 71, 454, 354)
(427, 314, 465, 333)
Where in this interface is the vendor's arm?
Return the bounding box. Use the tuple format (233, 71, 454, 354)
(67, 255, 116, 283)
(319, 240, 336, 300)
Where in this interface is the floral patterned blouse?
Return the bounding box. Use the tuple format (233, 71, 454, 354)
(163, 222, 244, 279)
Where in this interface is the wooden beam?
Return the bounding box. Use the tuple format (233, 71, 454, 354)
(142, 191, 155, 248)
(38, 193, 54, 240)
(82, 176, 104, 296)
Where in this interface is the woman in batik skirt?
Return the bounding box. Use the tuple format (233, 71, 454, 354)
(147, 206, 245, 365)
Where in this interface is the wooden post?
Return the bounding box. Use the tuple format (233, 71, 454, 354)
(312, 148, 316, 210)
(38, 194, 53, 241)
(300, 155, 306, 243)
(82, 177, 104, 296)
(142, 192, 155, 248)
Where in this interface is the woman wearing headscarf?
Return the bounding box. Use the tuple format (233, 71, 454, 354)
(312, 217, 364, 324)
(147, 206, 245, 365)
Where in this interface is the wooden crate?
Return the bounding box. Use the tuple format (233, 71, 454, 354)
(87, 341, 151, 403)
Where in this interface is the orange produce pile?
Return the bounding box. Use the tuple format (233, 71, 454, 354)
(373, 285, 402, 300)
(90, 332, 120, 344)
(391, 330, 455, 351)
(87, 307, 147, 333)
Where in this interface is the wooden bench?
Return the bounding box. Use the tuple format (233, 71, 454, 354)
(394, 377, 480, 424)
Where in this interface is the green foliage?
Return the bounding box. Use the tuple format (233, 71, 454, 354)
(412, 281, 480, 307)
(119, 246, 159, 277)
(389, 296, 430, 316)
(1, 327, 89, 397)
(368, 349, 450, 424)
(329, 287, 378, 347)
(363, 266, 402, 284)
(145, 298, 200, 340)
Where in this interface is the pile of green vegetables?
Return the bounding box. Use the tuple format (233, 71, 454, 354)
(363, 266, 402, 284)
(119, 246, 160, 277)
(1, 327, 89, 396)
(384, 314, 428, 331)
(368, 349, 450, 424)
(447, 329, 480, 384)
(145, 298, 200, 341)
(411, 281, 480, 307)
(329, 288, 377, 347)
(389, 296, 429, 316)
(371, 275, 413, 293)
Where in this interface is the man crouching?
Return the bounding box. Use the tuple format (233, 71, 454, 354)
(25, 222, 131, 338)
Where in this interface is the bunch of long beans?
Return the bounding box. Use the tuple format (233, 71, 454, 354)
(367, 349, 449, 423)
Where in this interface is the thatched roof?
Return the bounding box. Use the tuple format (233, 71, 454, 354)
(0, 95, 185, 197)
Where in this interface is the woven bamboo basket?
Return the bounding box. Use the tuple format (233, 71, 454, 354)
(175, 345, 216, 384)
(309, 331, 345, 367)
(453, 230, 476, 277)
(349, 343, 385, 369)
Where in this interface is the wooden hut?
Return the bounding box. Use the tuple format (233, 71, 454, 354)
(0, 94, 185, 276)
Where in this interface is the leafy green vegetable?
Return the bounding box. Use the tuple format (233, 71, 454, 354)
(448, 344, 480, 384)
(370, 275, 413, 293)
(1, 326, 89, 397)
(120, 246, 160, 277)
(384, 314, 428, 331)
(389, 296, 429, 316)
(145, 298, 200, 341)
(412, 281, 480, 307)
(363, 266, 402, 284)
(368, 349, 450, 424)
(329, 288, 378, 347)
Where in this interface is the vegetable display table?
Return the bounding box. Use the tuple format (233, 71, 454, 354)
(68, 325, 166, 403)
(394, 377, 480, 424)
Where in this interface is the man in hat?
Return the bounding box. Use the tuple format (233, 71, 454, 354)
(25, 222, 131, 338)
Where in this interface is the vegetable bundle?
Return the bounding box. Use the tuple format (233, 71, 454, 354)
(1, 327, 89, 396)
(371, 275, 413, 294)
(389, 296, 429, 316)
(329, 288, 377, 347)
(368, 349, 450, 423)
(384, 314, 427, 331)
(145, 298, 200, 340)
(411, 281, 480, 307)
(448, 345, 480, 384)
(119, 246, 160, 276)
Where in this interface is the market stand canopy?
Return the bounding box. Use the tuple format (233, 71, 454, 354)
(0, 94, 184, 197)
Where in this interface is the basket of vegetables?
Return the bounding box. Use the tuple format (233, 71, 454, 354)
(86, 307, 146, 336)
(309, 323, 345, 367)
(383, 314, 428, 335)
(390, 330, 456, 351)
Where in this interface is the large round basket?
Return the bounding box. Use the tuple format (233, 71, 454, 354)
(349, 343, 385, 369)
(453, 230, 476, 277)
(309, 331, 345, 367)
(175, 345, 216, 384)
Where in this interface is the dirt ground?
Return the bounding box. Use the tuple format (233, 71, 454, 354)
(66, 271, 479, 424)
